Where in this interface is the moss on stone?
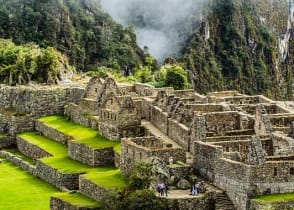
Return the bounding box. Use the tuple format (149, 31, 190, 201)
(253, 193, 294, 202)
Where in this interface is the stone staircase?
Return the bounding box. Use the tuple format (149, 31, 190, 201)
(215, 192, 236, 210)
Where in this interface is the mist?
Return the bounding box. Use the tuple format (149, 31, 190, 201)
(100, 0, 205, 61)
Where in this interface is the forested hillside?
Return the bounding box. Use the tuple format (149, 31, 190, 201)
(0, 0, 144, 72)
(183, 0, 293, 99)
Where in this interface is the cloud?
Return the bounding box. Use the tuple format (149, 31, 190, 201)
(100, 0, 205, 61)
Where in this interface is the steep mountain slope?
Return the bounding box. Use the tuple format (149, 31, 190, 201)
(0, 0, 144, 71)
(183, 0, 294, 99)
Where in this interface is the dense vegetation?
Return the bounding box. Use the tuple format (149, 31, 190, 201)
(0, 0, 144, 72)
(0, 39, 73, 85)
(183, 0, 293, 99)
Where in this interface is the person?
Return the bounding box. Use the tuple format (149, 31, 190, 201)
(156, 184, 161, 196)
(164, 183, 169, 197)
(195, 182, 200, 195)
(191, 181, 197, 195)
(159, 183, 165, 197)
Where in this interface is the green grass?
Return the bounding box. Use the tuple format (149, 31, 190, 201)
(253, 193, 294, 202)
(0, 160, 59, 210)
(18, 132, 67, 157)
(38, 115, 120, 150)
(18, 132, 117, 173)
(83, 169, 127, 191)
(4, 148, 36, 165)
(52, 192, 100, 208)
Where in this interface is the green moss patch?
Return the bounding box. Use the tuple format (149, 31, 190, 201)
(52, 192, 100, 208)
(38, 115, 120, 150)
(253, 193, 294, 202)
(0, 160, 59, 210)
(83, 169, 127, 191)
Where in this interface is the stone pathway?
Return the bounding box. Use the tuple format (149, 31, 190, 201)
(157, 190, 205, 199)
(141, 120, 182, 148)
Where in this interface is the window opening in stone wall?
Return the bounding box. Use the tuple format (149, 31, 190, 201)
(274, 168, 278, 176)
(290, 167, 294, 175)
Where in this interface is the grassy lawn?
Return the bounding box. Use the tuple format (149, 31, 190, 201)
(253, 193, 294, 202)
(0, 160, 59, 210)
(52, 192, 100, 208)
(38, 115, 120, 150)
(83, 169, 127, 191)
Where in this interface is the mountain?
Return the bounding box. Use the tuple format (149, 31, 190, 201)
(183, 0, 294, 99)
(0, 0, 144, 72)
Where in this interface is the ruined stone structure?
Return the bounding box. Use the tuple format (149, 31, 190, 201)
(1, 77, 294, 210)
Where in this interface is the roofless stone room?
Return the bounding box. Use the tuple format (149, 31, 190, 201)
(0, 0, 294, 210)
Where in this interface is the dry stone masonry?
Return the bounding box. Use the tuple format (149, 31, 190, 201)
(1, 77, 294, 210)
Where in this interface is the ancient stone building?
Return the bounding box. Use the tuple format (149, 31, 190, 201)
(1, 78, 294, 210)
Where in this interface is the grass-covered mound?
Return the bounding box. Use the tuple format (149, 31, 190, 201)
(38, 115, 121, 152)
(253, 193, 294, 202)
(52, 192, 101, 208)
(0, 160, 59, 210)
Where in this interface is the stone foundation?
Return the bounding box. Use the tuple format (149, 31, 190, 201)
(250, 199, 294, 210)
(50, 196, 100, 210)
(68, 141, 115, 167)
(36, 160, 84, 190)
(16, 136, 52, 160)
(36, 120, 72, 145)
(0, 150, 37, 175)
(166, 194, 214, 210)
(79, 176, 108, 202)
(0, 136, 15, 149)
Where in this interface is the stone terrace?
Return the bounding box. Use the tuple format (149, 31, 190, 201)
(1, 77, 294, 210)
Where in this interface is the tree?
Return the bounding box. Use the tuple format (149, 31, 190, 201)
(165, 65, 188, 90)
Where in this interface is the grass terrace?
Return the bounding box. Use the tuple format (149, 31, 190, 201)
(253, 193, 294, 202)
(83, 169, 127, 191)
(17, 132, 118, 174)
(0, 160, 59, 210)
(38, 115, 121, 151)
(52, 192, 101, 209)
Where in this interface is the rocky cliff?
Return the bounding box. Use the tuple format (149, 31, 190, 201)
(183, 0, 294, 99)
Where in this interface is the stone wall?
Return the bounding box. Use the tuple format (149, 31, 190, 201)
(167, 119, 190, 151)
(16, 136, 52, 160)
(0, 150, 37, 175)
(36, 160, 83, 190)
(166, 194, 214, 210)
(0, 136, 15, 149)
(35, 120, 72, 145)
(250, 199, 294, 210)
(68, 141, 114, 167)
(50, 196, 100, 210)
(65, 103, 98, 129)
(0, 85, 84, 117)
(151, 106, 168, 134)
(0, 112, 34, 137)
(79, 176, 108, 202)
(121, 136, 186, 175)
(194, 141, 224, 181)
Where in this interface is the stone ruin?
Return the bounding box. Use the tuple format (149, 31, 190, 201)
(1, 77, 294, 210)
